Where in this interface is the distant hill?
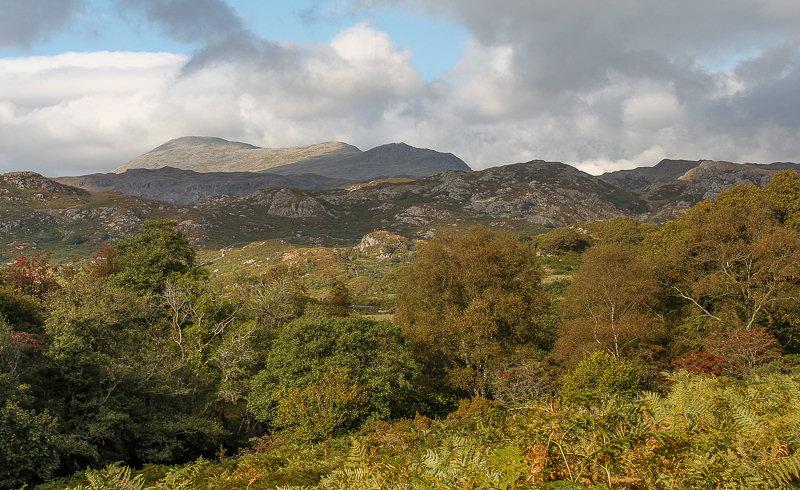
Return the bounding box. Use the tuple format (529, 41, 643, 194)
(601, 159, 800, 218)
(600, 159, 700, 191)
(268, 142, 471, 180)
(112, 137, 360, 173)
(56, 167, 355, 204)
(112, 137, 471, 181)
(1, 161, 642, 259)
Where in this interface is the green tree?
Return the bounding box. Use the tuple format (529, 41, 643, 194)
(112, 219, 195, 294)
(248, 316, 417, 435)
(533, 227, 593, 254)
(0, 284, 44, 334)
(271, 366, 369, 441)
(0, 402, 59, 489)
(396, 225, 550, 398)
(44, 275, 226, 468)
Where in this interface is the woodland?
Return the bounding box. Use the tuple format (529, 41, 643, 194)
(2, 170, 800, 488)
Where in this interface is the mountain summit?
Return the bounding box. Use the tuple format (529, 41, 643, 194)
(112, 137, 471, 181)
(112, 137, 359, 174)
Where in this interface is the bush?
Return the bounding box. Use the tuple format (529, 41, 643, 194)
(561, 351, 640, 405)
(271, 367, 369, 442)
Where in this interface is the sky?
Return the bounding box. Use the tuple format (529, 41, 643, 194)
(1, 0, 799, 176)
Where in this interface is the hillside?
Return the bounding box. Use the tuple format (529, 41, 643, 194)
(4, 160, 798, 261)
(0, 161, 642, 260)
(55, 167, 355, 204)
(601, 159, 800, 219)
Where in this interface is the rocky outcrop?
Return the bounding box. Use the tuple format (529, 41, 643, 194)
(246, 188, 329, 218)
(676, 160, 774, 200)
(355, 231, 410, 260)
(3, 172, 87, 196)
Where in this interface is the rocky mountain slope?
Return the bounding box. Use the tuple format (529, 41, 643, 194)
(56, 167, 355, 204)
(4, 159, 797, 261)
(601, 159, 799, 218)
(84, 138, 471, 203)
(600, 159, 700, 191)
(1, 161, 640, 259)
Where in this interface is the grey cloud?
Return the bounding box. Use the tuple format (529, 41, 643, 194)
(0, 0, 85, 48)
(116, 0, 245, 45)
(116, 0, 284, 74)
(348, 0, 800, 167)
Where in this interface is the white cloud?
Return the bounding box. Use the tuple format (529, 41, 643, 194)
(0, 25, 428, 175)
(3, 1, 800, 177)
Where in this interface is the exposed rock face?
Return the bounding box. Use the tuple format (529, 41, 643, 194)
(676, 161, 774, 200)
(355, 231, 410, 260)
(394, 206, 450, 226)
(247, 188, 329, 218)
(600, 160, 700, 191)
(601, 159, 799, 218)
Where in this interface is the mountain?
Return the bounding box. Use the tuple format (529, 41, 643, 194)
(112, 137, 361, 174)
(1, 161, 641, 260)
(601, 159, 800, 218)
(5, 159, 797, 262)
(112, 137, 471, 181)
(268, 142, 471, 180)
(600, 159, 700, 191)
(55, 167, 355, 204)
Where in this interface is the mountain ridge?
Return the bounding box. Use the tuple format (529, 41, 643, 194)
(111, 137, 471, 180)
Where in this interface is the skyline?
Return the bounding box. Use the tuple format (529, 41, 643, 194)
(1, 0, 799, 176)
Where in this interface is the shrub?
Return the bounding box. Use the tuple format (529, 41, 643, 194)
(561, 351, 640, 405)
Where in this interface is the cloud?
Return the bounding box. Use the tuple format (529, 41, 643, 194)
(2, 0, 800, 176)
(0, 23, 427, 176)
(346, 0, 800, 169)
(0, 0, 85, 48)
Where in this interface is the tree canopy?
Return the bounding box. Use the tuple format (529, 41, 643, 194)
(396, 225, 551, 397)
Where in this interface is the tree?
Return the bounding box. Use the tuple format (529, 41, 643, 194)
(325, 278, 351, 317)
(44, 275, 226, 468)
(554, 244, 664, 361)
(0, 402, 59, 488)
(270, 366, 369, 441)
(673, 327, 783, 378)
(651, 174, 800, 352)
(396, 225, 550, 398)
(533, 227, 593, 254)
(586, 216, 656, 246)
(112, 219, 195, 294)
(248, 316, 417, 436)
(0, 285, 44, 334)
(1, 248, 58, 298)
